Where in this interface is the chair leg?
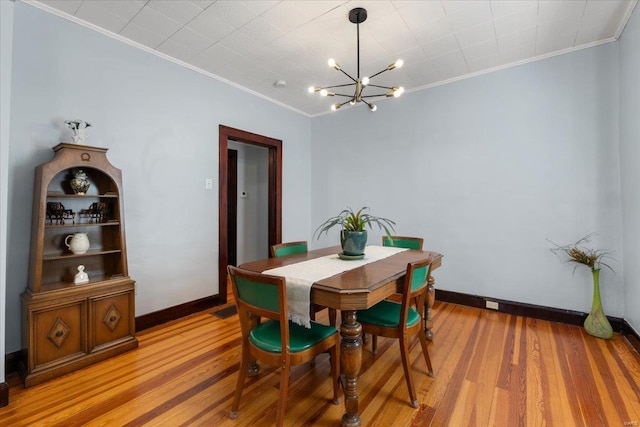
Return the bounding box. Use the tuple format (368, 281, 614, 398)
(276, 359, 291, 427)
(372, 335, 378, 355)
(230, 345, 250, 419)
(418, 329, 434, 377)
(399, 335, 419, 408)
(329, 308, 337, 327)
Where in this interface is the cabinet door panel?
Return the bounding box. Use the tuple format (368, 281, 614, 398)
(91, 291, 133, 351)
(33, 301, 86, 368)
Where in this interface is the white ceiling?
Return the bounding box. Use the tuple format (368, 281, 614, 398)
(32, 0, 638, 116)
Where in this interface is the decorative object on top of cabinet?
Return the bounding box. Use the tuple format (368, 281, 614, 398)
(65, 120, 91, 145)
(549, 233, 615, 339)
(74, 265, 89, 284)
(70, 169, 90, 194)
(21, 142, 138, 388)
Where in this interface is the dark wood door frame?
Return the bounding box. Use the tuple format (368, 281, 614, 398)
(227, 149, 238, 268)
(218, 125, 282, 303)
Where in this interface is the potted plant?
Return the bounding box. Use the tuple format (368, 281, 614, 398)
(314, 207, 396, 257)
(549, 233, 615, 339)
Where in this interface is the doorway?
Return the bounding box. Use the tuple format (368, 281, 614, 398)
(218, 125, 282, 303)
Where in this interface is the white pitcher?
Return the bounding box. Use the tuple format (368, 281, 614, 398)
(65, 233, 90, 254)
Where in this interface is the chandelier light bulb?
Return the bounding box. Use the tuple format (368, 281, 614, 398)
(350, 99, 356, 105)
(320, 89, 328, 97)
(328, 58, 340, 70)
(369, 104, 377, 111)
(394, 86, 405, 97)
(331, 103, 341, 111)
(388, 59, 404, 70)
(308, 86, 316, 93)
(362, 76, 370, 86)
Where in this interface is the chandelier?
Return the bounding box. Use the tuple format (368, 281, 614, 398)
(308, 7, 405, 112)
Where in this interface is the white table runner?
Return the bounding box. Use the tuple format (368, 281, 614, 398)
(263, 245, 408, 328)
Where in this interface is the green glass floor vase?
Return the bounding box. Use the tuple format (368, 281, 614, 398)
(583, 268, 613, 339)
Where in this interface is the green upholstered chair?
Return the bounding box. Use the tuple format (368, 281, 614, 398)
(270, 240, 308, 257)
(382, 235, 424, 250)
(376, 235, 425, 334)
(356, 258, 434, 408)
(270, 241, 337, 327)
(228, 266, 340, 426)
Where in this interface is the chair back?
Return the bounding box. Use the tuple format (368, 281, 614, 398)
(382, 235, 424, 250)
(399, 259, 431, 328)
(228, 266, 290, 347)
(270, 241, 308, 258)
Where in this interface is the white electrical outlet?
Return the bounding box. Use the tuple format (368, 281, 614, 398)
(485, 300, 499, 310)
(205, 178, 213, 190)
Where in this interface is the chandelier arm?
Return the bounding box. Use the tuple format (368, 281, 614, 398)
(333, 93, 356, 98)
(337, 68, 358, 82)
(361, 99, 374, 107)
(320, 83, 356, 90)
(339, 99, 353, 107)
(361, 94, 389, 99)
(368, 68, 390, 79)
(366, 84, 395, 90)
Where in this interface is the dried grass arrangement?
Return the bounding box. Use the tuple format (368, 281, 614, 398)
(549, 233, 614, 273)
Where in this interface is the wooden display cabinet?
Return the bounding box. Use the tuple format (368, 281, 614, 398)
(20, 143, 138, 387)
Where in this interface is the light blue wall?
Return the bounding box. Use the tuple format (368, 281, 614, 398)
(619, 4, 640, 334)
(311, 43, 624, 318)
(5, 2, 311, 353)
(1, 0, 15, 383)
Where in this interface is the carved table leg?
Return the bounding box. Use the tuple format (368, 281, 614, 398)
(424, 274, 436, 340)
(340, 310, 362, 427)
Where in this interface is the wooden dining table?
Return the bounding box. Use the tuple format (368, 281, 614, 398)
(238, 245, 444, 427)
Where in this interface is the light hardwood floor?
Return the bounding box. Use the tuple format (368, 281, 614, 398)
(2, 300, 639, 426)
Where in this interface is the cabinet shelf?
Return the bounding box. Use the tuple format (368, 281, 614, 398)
(45, 221, 120, 229)
(47, 192, 118, 198)
(43, 249, 122, 261)
(38, 274, 129, 293)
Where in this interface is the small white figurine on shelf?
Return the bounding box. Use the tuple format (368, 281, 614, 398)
(65, 120, 92, 144)
(74, 265, 89, 284)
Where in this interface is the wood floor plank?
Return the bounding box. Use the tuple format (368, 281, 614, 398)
(2, 302, 639, 426)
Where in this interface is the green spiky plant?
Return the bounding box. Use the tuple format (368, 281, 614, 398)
(313, 207, 396, 240)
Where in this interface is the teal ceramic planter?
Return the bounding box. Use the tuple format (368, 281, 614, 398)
(340, 230, 367, 256)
